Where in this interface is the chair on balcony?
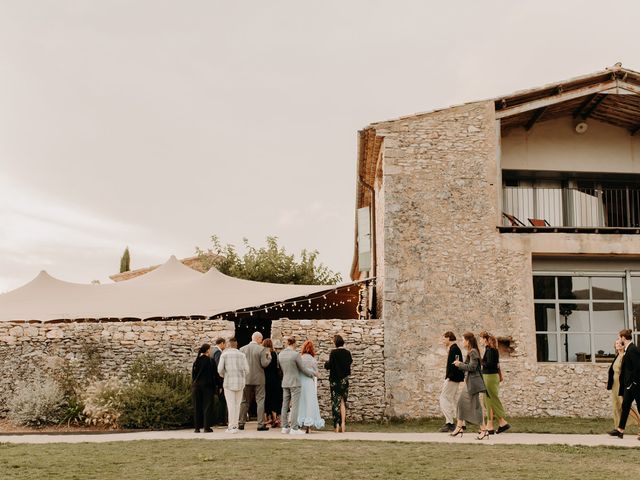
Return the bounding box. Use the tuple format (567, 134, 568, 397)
(528, 218, 551, 227)
(502, 212, 526, 227)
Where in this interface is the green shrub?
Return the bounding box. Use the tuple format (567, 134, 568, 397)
(59, 396, 85, 426)
(7, 378, 66, 427)
(117, 356, 192, 429)
(127, 355, 190, 391)
(118, 381, 192, 429)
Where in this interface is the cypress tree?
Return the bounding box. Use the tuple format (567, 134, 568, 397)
(120, 247, 131, 273)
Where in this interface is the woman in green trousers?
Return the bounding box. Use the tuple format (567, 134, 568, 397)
(478, 332, 510, 439)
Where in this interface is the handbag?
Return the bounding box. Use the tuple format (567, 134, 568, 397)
(467, 361, 487, 395)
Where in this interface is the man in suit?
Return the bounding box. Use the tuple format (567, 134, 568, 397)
(610, 328, 640, 438)
(439, 331, 465, 432)
(211, 337, 227, 426)
(278, 336, 315, 435)
(238, 331, 272, 431)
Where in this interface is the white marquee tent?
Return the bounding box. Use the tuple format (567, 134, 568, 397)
(0, 256, 366, 322)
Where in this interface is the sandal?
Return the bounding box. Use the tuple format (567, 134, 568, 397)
(476, 430, 489, 440)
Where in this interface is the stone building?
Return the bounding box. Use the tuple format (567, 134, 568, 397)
(351, 64, 640, 418)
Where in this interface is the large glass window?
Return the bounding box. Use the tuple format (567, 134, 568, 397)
(534, 274, 629, 363)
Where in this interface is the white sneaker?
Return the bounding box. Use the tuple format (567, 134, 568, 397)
(225, 428, 234, 433)
(289, 428, 306, 435)
(281, 427, 290, 434)
(230, 428, 240, 434)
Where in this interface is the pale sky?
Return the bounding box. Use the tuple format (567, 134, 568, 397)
(1, 0, 639, 292)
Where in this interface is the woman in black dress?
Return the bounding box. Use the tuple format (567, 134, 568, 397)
(324, 334, 353, 433)
(262, 338, 282, 428)
(192, 343, 216, 433)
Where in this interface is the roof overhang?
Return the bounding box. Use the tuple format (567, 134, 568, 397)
(495, 65, 640, 133)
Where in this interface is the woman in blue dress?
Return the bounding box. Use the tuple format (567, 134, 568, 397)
(297, 340, 325, 432)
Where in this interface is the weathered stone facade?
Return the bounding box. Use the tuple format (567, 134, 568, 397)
(0, 318, 385, 422)
(366, 101, 615, 418)
(0, 319, 235, 414)
(271, 318, 385, 422)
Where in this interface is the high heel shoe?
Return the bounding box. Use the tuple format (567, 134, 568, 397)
(449, 427, 464, 437)
(476, 430, 489, 440)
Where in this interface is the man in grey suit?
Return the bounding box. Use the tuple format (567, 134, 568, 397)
(278, 336, 315, 435)
(238, 331, 272, 431)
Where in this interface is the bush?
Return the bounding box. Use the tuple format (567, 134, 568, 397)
(126, 355, 191, 391)
(117, 355, 192, 429)
(7, 378, 66, 427)
(118, 382, 192, 429)
(82, 378, 123, 428)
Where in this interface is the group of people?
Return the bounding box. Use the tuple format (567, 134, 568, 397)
(607, 329, 640, 439)
(191, 332, 353, 435)
(439, 330, 511, 439)
(437, 327, 640, 440)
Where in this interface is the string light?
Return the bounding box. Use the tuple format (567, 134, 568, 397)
(214, 279, 374, 321)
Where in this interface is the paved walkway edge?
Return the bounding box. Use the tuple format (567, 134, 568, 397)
(1, 429, 639, 448)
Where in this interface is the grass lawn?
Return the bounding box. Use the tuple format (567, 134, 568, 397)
(343, 416, 619, 434)
(1, 439, 639, 480)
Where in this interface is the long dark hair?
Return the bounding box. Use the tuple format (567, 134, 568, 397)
(462, 332, 478, 352)
(197, 343, 211, 359)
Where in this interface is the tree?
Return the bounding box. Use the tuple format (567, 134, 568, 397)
(195, 235, 342, 285)
(120, 247, 131, 273)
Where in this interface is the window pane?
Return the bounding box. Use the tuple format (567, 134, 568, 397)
(594, 334, 618, 362)
(536, 333, 558, 362)
(558, 276, 589, 300)
(592, 303, 625, 332)
(535, 304, 557, 331)
(630, 277, 640, 302)
(560, 333, 591, 362)
(559, 303, 589, 331)
(634, 304, 640, 331)
(592, 277, 624, 300)
(533, 276, 555, 299)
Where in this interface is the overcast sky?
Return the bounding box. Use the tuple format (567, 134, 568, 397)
(1, 0, 639, 292)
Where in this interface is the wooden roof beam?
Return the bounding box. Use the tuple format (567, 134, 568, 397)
(619, 81, 640, 95)
(525, 106, 547, 131)
(496, 80, 617, 119)
(582, 94, 607, 119)
(573, 94, 597, 118)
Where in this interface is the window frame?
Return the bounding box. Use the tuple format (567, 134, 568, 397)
(533, 270, 632, 364)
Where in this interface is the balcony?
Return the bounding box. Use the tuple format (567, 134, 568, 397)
(501, 186, 640, 233)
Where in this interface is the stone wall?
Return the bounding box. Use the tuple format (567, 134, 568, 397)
(0, 319, 235, 414)
(0, 318, 386, 422)
(271, 319, 385, 422)
(373, 101, 612, 418)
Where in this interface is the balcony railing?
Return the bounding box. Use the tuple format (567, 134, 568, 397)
(502, 187, 640, 229)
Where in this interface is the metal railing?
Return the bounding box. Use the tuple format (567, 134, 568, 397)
(503, 187, 640, 228)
